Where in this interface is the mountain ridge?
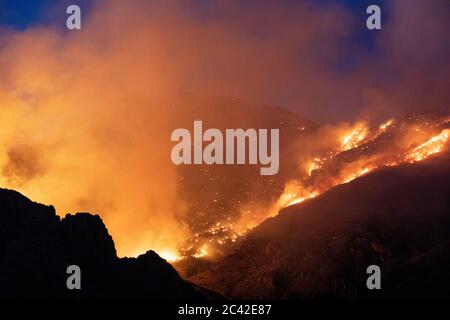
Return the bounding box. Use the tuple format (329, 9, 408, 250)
(0, 188, 204, 300)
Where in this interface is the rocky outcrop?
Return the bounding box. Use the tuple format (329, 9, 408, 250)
(0, 189, 203, 300)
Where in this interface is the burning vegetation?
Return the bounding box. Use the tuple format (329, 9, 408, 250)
(173, 112, 450, 262)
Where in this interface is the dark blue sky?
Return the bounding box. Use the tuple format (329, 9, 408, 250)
(0, 0, 385, 29)
(0, 0, 387, 121)
(0, 0, 386, 66)
(0, 0, 93, 29)
(0, 0, 53, 28)
(1, 1, 446, 123)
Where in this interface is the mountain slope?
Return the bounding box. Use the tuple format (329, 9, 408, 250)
(189, 154, 450, 299)
(172, 95, 317, 255)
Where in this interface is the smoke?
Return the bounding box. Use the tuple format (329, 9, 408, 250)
(0, 0, 448, 257)
(2, 143, 45, 184)
(358, 0, 449, 122)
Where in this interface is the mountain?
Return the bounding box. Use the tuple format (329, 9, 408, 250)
(171, 94, 317, 255)
(189, 153, 450, 299)
(0, 189, 203, 300)
(175, 107, 449, 258)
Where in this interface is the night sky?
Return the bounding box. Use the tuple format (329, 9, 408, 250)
(0, 1, 384, 26)
(0, 0, 384, 55)
(0, 0, 446, 123)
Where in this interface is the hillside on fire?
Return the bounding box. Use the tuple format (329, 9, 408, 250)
(189, 153, 450, 299)
(172, 109, 449, 262)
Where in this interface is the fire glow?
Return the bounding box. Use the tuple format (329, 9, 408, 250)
(0, 1, 448, 264)
(340, 122, 368, 151)
(176, 115, 450, 261)
(269, 120, 449, 216)
(405, 129, 449, 162)
(1, 108, 448, 263)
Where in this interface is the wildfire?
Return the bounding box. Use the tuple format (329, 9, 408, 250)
(192, 244, 209, 259)
(272, 181, 319, 209)
(1, 111, 448, 263)
(278, 126, 449, 213)
(340, 123, 368, 151)
(405, 129, 449, 162)
(177, 115, 449, 261)
(307, 158, 324, 176)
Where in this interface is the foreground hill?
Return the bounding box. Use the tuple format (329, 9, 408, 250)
(190, 154, 450, 299)
(0, 189, 203, 300)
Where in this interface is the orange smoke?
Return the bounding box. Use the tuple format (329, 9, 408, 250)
(0, 1, 354, 259)
(0, 1, 448, 262)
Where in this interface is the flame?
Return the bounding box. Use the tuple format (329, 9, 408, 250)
(379, 119, 394, 130)
(405, 129, 449, 162)
(340, 123, 368, 151)
(192, 244, 209, 259)
(307, 158, 324, 176)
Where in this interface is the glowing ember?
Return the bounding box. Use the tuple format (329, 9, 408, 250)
(307, 158, 324, 176)
(379, 119, 394, 130)
(192, 245, 209, 258)
(287, 191, 319, 206)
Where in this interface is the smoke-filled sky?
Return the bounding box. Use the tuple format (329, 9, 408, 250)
(0, 0, 448, 257)
(1, 0, 448, 122)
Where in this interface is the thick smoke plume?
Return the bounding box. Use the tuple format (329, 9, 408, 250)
(0, 0, 448, 257)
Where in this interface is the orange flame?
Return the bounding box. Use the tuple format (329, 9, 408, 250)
(340, 122, 369, 151)
(405, 129, 449, 162)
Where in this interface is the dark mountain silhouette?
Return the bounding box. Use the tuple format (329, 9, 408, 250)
(190, 153, 450, 299)
(0, 190, 203, 300)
